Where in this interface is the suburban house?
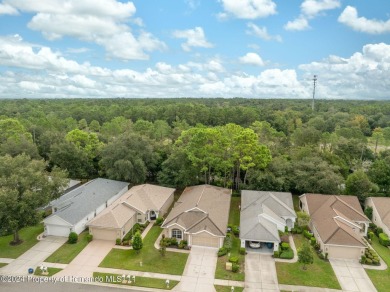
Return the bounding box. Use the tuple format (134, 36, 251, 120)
(366, 197, 390, 237)
(87, 184, 175, 241)
(161, 184, 231, 248)
(300, 193, 370, 259)
(43, 178, 129, 237)
(240, 191, 296, 252)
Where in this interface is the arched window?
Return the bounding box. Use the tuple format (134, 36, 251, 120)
(172, 229, 182, 239)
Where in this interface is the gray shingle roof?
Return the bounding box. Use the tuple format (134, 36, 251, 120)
(240, 191, 296, 242)
(46, 178, 128, 225)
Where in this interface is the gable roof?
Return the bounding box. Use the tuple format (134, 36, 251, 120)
(240, 191, 296, 242)
(161, 184, 231, 237)
(302, 194, 369, 247)
(88, 184, 175, 229)
(44, 178, 128, 225)
(369, 197, 390, 230)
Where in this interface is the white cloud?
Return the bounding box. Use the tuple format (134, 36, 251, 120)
(172, 27, 213, 51)
(2, 0, 165, 60)
(246, 23, 282, 42)
(301, 0, 340, 18)
(239, 52, 265, 66)
(0, 3, 18, 15)
(338, 6, 390, 34)
(284, 17, 310, 31)
(218, 0, 276, 19)
(66, 47, 90, 54)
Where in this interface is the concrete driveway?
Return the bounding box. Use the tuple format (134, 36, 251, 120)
(174, 246, 218, 292)
(330, 259, 377, 292)
(245, 253, 279, 292)
(1, 236, 67, 275)
(55, 239, 114, 278)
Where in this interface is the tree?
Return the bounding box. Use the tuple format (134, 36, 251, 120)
(132, 231, 143, 254)
(298, 241, 313, 270)
(345, 170, 378, 202)
(364, 206, 373, 220)
(368, 157, 390, 194)
(159, 235, 167, 257)
(0, 154, 67, 244)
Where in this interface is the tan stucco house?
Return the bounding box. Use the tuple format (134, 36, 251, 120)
(366, 197, 390, 237)
(161, 184, 231, 248)
(88, 184, 175, 241)
(300, 193, 369, 260)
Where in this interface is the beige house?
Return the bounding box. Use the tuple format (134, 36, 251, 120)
(161, 184, 231, 248)
(300, 194, 369, 260)
(88, 184, 175, 241)
(366, 197, 390, 237)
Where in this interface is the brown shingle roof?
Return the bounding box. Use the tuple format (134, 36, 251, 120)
(302, 194, 369, 247)
(162, 185, 231, 236)
(369, 197, 390, 229)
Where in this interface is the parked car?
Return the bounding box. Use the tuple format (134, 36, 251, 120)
(249, 241, 261, 248)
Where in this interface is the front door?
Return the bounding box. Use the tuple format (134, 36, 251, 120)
(150, 210, 157, 220)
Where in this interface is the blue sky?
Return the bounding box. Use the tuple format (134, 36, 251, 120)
(0, 0, 390, 99)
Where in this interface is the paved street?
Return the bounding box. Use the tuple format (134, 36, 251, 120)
(245, 253, 279, 292)
(174, 246, 218, 292)
(1, 236, 67, 276)
(330, 259, 377, 292)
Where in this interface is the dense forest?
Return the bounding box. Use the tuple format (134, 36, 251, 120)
(1, 98, 390, 203)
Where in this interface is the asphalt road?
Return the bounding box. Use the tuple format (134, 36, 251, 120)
(0, 281, 145, 292)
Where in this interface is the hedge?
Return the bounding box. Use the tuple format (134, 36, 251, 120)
(379, 233, 390, 246)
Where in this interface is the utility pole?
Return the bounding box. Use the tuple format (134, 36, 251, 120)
(312, 75, 317, 111)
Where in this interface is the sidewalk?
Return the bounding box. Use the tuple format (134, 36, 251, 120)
(279, 284, 342, 292)
(0, 258, 14, 264)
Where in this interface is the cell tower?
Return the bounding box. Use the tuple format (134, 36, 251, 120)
(312, 75, 317, 111)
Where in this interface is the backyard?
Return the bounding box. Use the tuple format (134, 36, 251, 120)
(45, 231, 90, 264)
(366, 234, 390, 292)
(0, 225, 43, 258)
(99, 226, 188, 275)
(276, 234, 341, 289)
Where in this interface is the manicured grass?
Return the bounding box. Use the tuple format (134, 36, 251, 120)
(0, 225, 43, 258)
(276, 235, 340, 289)
(366, 235, 390, 292)
(34, 267, 62, 277)
(0, 263, 8, 268)
(214, 285, 244, 292)
(99, 226, 188, 275)
(228, 197, 241, 226)
(93, 272, 178, 290)
(45, 231, 90, 264)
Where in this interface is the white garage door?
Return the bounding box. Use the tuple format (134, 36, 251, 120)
(191, 234, 220, 248)
(327, 246, 362, 260)
(46, 224, 71, 237)
(91, 228, 118, 241)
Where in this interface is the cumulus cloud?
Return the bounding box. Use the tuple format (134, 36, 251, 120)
(246, 23, 282, 42)
(0, 3, 18, 15)
(2, 0, 165, 60)
(218, 0, 276, 20)
(338, 6, 390, 34)
(172, 27, 213, 51)
(239, 52, 265, 66)
(284, 0, 340, 31)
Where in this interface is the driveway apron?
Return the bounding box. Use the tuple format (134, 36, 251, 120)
(0, 236, 67, 275)
(174, 246, 218, 292)
(55, 239, 114, 279)
(330, 259, 377, 292)
(245, 253, 279, 292)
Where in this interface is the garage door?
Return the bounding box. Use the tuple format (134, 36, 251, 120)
(327, 246, 362, 260)
(90, 228, 118, 241)
(191, 234, 220, 248)
(46, 224, 71, 237)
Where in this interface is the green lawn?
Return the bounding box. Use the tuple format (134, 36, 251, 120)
(34, 267, 62, 277)
(215, 196, 245, 282)
(276, 235, 340, 289)
(45, 231, 90, 264)
(0, 225, 43, 258)
(99, 226, 188, 275)
(0, 263, 8, 268)
(214, 285, 244, 292)
(93, 272, 178, 290)
(366, 235, 390, 292)
(292, 195, 300, 212)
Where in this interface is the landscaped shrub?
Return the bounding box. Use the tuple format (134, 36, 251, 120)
(303, 230, 312, 239)
(366, 258, 373, 265)
(314, 243, 320, 251)
(122, 240, 130, 246)
(232, 225, 240, 236)
(280, 249, 294, 259)
(368, 231, 374, 240)
(379, 233, 390, 246)
(296, 227, 303, 234)
(218, 247, 227, 257)
(232, 263, 239, 273)
(310, 237, 316, 246)
(373, 259, 379, 265)
(360, 255, 366, 264)
(167, 237, 178, 247)
(273, 251, 280, 258)
(86, 234, 93, 242)
(376, 227, 383, 237)
(291, 228, 297, 234)
(116, 238, 121, 245)
(223, 234, 232, 251)
(68, 232, 78, 244)
(239, 247, 246, 255)
(318, 253, 325, 260)
(325, 252, 328, 260)
(284, 226, 289, 233)
(178, 240, 188, 249)
(281, 242, 290, 250)
(229, 256, 239, 264)
(155, 217, 164, 226)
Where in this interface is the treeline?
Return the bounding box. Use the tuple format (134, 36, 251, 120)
(1, 98, 390, 203)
